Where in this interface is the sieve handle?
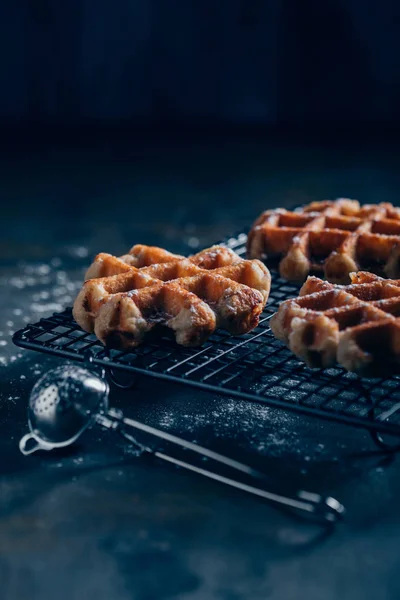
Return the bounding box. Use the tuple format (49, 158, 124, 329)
(19, 432, 53, 455)
(104, 409, 345, 524)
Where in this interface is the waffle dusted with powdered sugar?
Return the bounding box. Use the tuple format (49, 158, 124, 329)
(73, 245, 271, 349)
(271, 271, 400, 376)
(248, 199, 400, 284)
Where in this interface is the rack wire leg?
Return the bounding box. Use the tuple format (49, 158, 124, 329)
(106, 368, 140, 390)
(357, 378, 400, 453)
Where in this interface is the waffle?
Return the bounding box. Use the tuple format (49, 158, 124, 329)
(247, 199, 400, 284)
(73, 245, 271, 349)
(271, 271, 400, 376)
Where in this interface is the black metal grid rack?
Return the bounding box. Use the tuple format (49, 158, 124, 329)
(12, 232, 400, 446)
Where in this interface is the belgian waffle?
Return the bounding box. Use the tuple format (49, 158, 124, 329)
(271, 271, 400, 376)
(73, 245, 271, 349)
(247, 199, 400, 283)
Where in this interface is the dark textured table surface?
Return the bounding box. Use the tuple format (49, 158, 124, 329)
(2, 137, 400, 600)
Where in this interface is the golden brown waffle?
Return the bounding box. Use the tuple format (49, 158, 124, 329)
(271, 271, 400, 376)
(73, 245, 271, 349)
(247, 199, 400, 283)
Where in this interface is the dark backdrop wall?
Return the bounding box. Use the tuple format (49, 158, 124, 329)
(1, 0, 400, 127)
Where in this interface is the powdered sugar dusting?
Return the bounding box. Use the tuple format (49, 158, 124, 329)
(0, 255, 84, 369)
(153, 396, 306, 457)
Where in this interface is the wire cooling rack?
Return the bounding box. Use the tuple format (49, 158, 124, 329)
(12, 232, 400, 444)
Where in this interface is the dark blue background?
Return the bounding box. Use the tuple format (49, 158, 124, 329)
(2, 5, 400, 599)
(2, 0, 400, 127)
